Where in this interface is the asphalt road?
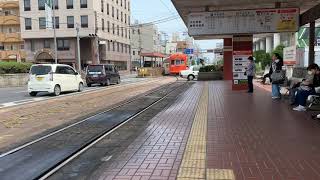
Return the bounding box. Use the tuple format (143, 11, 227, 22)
(0, 74, 144, 107)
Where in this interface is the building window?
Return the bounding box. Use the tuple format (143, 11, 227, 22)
(112, 6, 114, 17)
(66, 0, 73, 9)
(117, 9, 119, 20)
(81, 15, 88, 28)
(101, 0, 104, 12)
(107, 4, 109, 15)
(67, 16, 74, 28)
(52, 17, 59, 29)
(38, 0, 45, 10)
(121, 28, 123, 37)
(102, 19, 105, 31)
(39, 17, 46, 29)
(121, 43, 124, 53)
(128, 1, 130, 11)
(121, 12, 123, 22)
(133, 50, 135, 55)
(44, 39, 51, 48)
(53, 0, 58, 9)
(125, 29, 127, 38)
(107, 41, 110, 51)
(30, 40, 35, 51)
(117, 42, 119, 52)
(57, 39, 70, 51)
(128, 16, 130, 25)
(125, 0, 126, 9)
(125, 14, 127, 24)
(112, 42, 115, 51)
(121, 0, 123, 6)
(80, 0, 87, 8)
(116, 0, 118, 4)
(107, 21, 110, 32)
(24, 0, 31, 11)
(117, 25, 119, 36)
(25, 18, 32, 30)
(112, 23, 115, 34)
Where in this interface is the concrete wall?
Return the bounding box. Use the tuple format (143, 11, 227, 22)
(0, 73, 28, 87)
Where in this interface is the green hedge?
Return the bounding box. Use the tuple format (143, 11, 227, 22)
(0, 62, 32, 74)
(199, 65, 223, 72)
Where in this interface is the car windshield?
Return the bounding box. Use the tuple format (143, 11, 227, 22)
(87, 66, 103, 75)
(30, 65, 52, 75)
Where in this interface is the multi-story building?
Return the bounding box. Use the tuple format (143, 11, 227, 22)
(0, 0, 25, 62)
(130, 22, 165, 67)
(19, 0, 131, 70)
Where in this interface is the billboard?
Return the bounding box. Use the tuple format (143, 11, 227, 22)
(188, 8, 299, 36)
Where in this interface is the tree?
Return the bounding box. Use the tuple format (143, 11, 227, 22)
(253, 50, 272, 70)
(191, 59, 196, 65)
(272, 44, 285, 59)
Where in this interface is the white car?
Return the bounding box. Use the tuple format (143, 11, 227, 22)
(180, 66, 201, 81)
(28, 64, 84, 96)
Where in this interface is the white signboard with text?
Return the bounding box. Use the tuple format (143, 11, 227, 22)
(283, 46, 297, 65)
(188, 8, 299, 36)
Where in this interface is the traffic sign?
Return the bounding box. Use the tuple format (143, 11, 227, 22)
(184, 48, 194, 54)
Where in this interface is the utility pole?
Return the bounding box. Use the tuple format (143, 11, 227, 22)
(139, 25, 142, 67)
(52, 0, 58, 64)
(76, 23, 81, 72)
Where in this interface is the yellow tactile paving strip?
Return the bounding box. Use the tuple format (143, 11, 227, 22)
(177, 83, 235, 180)
(177, 83, 208, 179)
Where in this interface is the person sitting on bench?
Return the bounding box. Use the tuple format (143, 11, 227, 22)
(293, 64, 320, 112)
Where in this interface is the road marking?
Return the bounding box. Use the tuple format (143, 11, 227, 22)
(0, 78, 154, 110)
(101, 155, 113, 162)
(14, 91, 27, 94)
(1, 102, 16, 107)
(33, 97, 45, 101)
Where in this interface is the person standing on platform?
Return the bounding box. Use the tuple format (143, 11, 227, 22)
(246, 56, 256, 93)
(269, 53, 284, 99)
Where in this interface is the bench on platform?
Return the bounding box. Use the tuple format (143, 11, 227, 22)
(281, 67, 307, 97)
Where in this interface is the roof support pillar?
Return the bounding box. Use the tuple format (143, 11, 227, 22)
(309, 21, 315, 65)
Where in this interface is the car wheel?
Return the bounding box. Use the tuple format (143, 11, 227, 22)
(106, 79, 111, 86)
(29, 92, 37, 97)
(117, 77, 121, 84)
(78, 83, 84, 92)
(187, 75, 195, 81)
(87, 83, 92, 87)
(53, 85, 61, 96)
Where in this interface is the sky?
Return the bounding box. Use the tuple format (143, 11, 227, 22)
(131, 0, 223, 61)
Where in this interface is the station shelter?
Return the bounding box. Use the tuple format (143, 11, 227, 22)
(172, 0, 320, 90)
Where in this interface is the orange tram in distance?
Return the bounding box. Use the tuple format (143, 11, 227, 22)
(167, 53, 188, 75)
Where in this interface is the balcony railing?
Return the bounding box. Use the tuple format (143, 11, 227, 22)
(0, 50, 26, 60)
(0, 16, 19, 25)
(0, 1, 19, 9)
(0, 33, 22, 43)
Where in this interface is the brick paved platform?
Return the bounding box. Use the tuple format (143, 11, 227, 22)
(96, 81, 320, 180)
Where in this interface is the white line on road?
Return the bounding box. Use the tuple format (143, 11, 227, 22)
(0, 78, 159, 110)
(14, 91, 27, 94)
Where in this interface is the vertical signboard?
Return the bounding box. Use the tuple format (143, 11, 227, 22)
(283, 46, 297, 65)
(232, 35, 253, 90)
(45, 0, 53, 29)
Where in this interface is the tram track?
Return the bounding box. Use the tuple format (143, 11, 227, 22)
(0, 81, 191, 180)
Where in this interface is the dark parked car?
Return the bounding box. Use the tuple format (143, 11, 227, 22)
(86, 64, 121, 87)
